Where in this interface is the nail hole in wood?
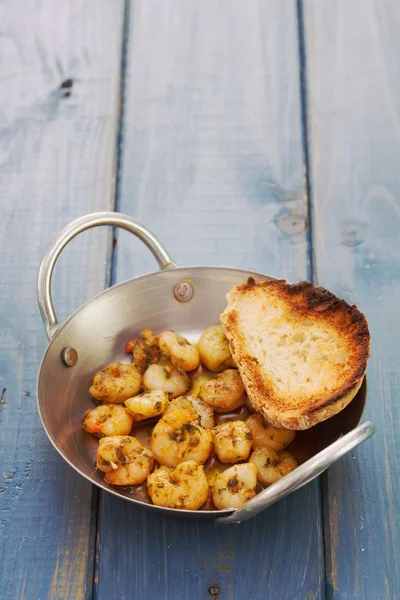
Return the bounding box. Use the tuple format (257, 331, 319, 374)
(208, 584, 220, 596)
(59, 78, 74, 98)
(60, 78, 74, 89)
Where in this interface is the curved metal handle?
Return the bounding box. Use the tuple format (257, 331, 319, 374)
(217, 420, 375, 524)
(37, 212, 176, 340)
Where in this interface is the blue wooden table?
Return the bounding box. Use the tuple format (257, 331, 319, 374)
(0, 1, 399, 598)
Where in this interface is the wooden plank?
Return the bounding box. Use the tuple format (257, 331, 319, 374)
(96, 2, 324, 599)
(0, 2, 124, 599)
(303, 1, 400, 597)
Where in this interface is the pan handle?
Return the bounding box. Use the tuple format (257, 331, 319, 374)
(37, 212, 176, 340)
(216, 420, 375, 524)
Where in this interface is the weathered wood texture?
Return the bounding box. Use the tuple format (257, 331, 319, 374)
(96, 2, 323, 600)
(304, 1, 400, 598)
(0, 1, 123, 598)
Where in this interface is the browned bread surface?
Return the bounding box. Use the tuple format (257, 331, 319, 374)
(220, 278, 370, 430)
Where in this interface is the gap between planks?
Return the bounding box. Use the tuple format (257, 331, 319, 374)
(91, 0, 132, 598)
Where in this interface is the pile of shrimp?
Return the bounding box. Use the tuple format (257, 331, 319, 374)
(83, 326, 298, 511)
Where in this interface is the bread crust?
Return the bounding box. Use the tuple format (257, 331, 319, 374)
(221, 278, 370, 430)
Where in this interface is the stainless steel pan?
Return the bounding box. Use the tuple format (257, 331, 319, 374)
(37, 212, 375, 523)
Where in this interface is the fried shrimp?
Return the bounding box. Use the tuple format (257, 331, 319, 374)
(198, 325, 235, 372)
(143, 362, 190, 399)
(199, 369, 245, 412)
(89, 362, 141, 403)
(212, 463, 258, 509)
(147, 460, 209, 510)
(124, 390, 169, 421)
(85, 324, 303, 511)
(150, 409, 213, 467)
(158, 331, 200, 371)
(126, 329, 160, 374)
(165, 395, 215, 429)
(82, 404, 133, 437)
(213, 421, 253, 463)
(96, 436, 154, 485)
(250, 447, 298, 486)
(246, 414, 296, 451)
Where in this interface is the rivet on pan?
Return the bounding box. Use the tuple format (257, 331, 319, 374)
(208, 584, 220, 596)
(61, 347, 78, 367)
(174, 281, 194, 302)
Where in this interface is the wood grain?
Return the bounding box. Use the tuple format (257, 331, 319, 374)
(0, 1, 124, 598)
(303, 1, 400, 597)
(96, 2, 323, 599)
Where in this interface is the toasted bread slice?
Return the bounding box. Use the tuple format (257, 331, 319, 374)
(220, 278, 370, 430)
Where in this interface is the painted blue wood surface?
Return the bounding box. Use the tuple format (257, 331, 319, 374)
(304, 1, 400, 598)
(2, 1, 398, 598)
(95, 2, 324, 599)
(0, 1, 124, 598)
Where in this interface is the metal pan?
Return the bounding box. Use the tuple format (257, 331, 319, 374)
(37, 212, 375, 523)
